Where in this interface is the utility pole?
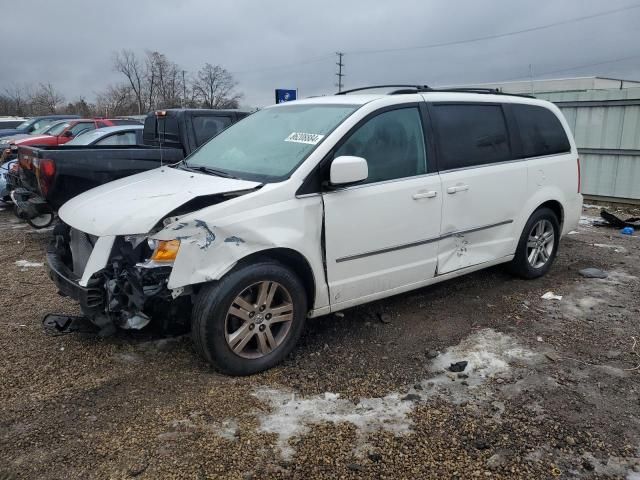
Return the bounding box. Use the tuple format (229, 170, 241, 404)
(529, 64, 535, 96)
(182, 70, 187, 107)
(335, 52, 345, 92)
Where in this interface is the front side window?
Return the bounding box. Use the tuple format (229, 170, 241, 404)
(334, 107, 427, 184)
(512, 104, 571, 157)
(95, 131, 138, 146)
(431, 104, 511, 170)
(185, 104, 358, 182)
(193, 116, 232, 146)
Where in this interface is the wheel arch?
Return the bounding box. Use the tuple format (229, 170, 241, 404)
(232, 248, 317, 310)
(536, 199, 564, 231)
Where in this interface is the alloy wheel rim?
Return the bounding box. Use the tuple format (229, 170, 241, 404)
(527, 219, 555, 269)
(224, 281, 294, 359)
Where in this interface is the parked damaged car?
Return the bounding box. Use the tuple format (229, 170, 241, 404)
(48, 86, 582, 375)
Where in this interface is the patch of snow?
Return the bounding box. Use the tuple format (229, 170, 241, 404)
(253, 329, 537, 459)
(15, 260, 43, 269)
(541, 291, 562, 300)
(568, 230, 579, 235)
(583, 203, 604, 209)
(254, 389, 412, 459)
(579, 215, 599, 226)
(593, 243, 627, 254)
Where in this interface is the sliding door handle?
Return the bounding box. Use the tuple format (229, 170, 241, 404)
(413, 190, 438, 200)
(446, 184, 469, 194)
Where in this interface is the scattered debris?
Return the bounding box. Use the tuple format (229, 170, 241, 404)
(377, 312, 392, 324)
(448, 361, 468, 373)
(579, 268, 608, 279)
(541, 292, 562, 301)
(621, 226, 635, 236)
(600, 209, 640, 229)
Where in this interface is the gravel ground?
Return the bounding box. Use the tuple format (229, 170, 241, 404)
(1, 204, 639, 479)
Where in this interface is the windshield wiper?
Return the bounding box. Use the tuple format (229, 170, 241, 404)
(193, 165, 238, 179)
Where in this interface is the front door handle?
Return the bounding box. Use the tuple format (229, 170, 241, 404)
(446, 184, 469, 194)
(413, 190, 438, 200)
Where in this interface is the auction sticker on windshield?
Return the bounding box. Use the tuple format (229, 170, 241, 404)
(285, 132, 325, 145)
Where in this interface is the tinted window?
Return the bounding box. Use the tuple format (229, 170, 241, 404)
(432, 104, 510, 170)
(192, 116, 232, 145)
(95, 131, 138, 146)
(512, 104, 570, 157)
(334, 107, 427, 184)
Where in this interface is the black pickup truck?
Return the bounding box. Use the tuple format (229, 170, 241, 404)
(13, 109, 249, 227)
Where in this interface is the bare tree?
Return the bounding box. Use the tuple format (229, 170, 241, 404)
(192, 63, 242, 109)
(3, 84, 30, 115)
(95, 84, 137, 117)
(113, 49, 146, 114)
(30, 83, 65, 114)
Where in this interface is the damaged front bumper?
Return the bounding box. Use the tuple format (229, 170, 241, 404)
(47, 225, 191, 332)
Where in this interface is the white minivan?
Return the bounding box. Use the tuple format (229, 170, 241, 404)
(48, 86, 582, 375)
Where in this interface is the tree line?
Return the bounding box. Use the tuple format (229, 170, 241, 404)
(0, 49, 243, 117)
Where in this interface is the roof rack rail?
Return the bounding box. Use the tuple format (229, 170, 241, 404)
(335, 85, 534, 98)
(335, 84, 430, 95)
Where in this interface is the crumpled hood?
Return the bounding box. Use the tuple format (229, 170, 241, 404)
(59, 167, 261, 236)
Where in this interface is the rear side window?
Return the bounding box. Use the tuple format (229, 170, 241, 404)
(334, 107, 427, 184)
(431, 104, 511, 170)
(512, 104, 570, 158)
(192, 116, 232, 146)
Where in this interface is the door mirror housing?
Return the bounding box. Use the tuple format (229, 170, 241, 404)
(62, 130, 74, 138)
(329, 156, 368, 186)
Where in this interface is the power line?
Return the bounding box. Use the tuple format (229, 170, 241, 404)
(335, 52, 345, 92)
(225, 4, 640, 83)
(499, 53, 640, 83)
(345, 4, 640, 56)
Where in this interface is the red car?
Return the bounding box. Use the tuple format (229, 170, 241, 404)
(10, 118, 139, 148)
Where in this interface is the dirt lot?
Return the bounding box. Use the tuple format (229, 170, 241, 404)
(1, 204, 639, 479)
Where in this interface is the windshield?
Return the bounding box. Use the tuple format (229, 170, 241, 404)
(33, 120, 63, 135)
(16, 119, 35, 130)
(185, 104, 358, 181)
(47, 122, 70, 136)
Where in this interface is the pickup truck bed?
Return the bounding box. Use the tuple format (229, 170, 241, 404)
(12, 109, 249, 223)
(18, 145, 184, 210)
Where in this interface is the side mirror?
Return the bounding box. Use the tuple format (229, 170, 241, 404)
(329, 156, 368, 186)
(63, 130, 73, 138)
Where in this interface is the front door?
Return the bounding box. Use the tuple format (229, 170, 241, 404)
(323, 105, 442, 308)
(427, 102, 527, 274)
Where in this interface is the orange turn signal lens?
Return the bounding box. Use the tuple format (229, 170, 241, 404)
(150, 240, 180, 262)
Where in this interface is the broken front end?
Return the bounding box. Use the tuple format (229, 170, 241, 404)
(47, 223, 191, 334)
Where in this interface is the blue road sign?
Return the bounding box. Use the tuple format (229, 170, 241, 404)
(275, 89, 297, 103)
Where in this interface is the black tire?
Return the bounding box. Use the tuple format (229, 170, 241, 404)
(27, 212, 54, 229)
(191, 260, 307, 375)
(509, 207, 560, 279)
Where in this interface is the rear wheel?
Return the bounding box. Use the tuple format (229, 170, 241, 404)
(509, 207, 560, 279)
(191, 261, 307, 375)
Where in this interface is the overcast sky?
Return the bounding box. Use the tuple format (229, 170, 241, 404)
(4, 0, 640, 108)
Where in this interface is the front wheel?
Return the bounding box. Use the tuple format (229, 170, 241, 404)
(191, 261, 307, 375)
(509, 207, 560, 279)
